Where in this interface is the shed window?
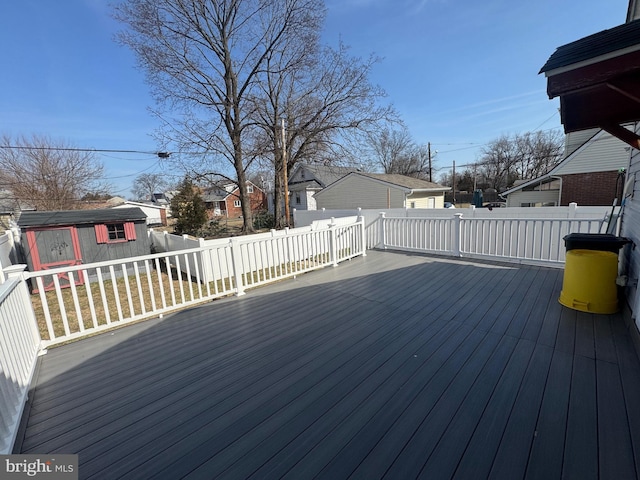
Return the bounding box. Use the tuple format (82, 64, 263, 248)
(95, 222, 137, 244)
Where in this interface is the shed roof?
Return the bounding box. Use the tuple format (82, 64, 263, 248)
(18, 207, 147, 228)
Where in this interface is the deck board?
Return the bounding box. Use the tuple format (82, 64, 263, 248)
(15, 250, 640, 480)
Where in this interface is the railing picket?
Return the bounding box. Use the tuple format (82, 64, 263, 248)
(154, 258, 167, 309)
(121, 264, 135, 318)
(82, 270, 99, 329)
(67, 271, 84, 333)
(96, 268, 111, 325)
(133, 262, 146, 315)
(109, 265, 124, 321)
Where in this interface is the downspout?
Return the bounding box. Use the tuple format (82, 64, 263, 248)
(551, 176, 562, 206)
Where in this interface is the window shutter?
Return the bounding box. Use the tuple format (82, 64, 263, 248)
(124, 222, 137, 241)
(95, 224, 108, 244)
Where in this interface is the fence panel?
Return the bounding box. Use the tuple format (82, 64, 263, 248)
(0, 274, 40, 454)
(379, 214, 606, 267)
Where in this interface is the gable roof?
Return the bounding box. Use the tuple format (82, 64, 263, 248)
(202, 181, 263, 203)
(315, 172, 449, 199)
(289, 164, 359, 188)
(18, 207, 147, 228)
(355, 173, 449, 191)
(540, 16, 640, 138)
(540, 19, 640, 74)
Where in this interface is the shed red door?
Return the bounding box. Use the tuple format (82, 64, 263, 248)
(27, 226, 83, 292)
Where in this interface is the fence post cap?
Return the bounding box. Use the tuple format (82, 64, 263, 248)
(3, 264, 27, 276)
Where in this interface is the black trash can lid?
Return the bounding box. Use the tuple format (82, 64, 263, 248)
(563, 233, 631, 251)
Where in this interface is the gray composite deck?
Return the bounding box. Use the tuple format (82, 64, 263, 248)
(15, 250, 640, 479)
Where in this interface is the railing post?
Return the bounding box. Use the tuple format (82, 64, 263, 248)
(453, 213, 463, 257)
(230, 238, 245, 296)
(357, 213, 367, 257)
(163, 230, 170, 252)
(378, 212, 386, 249)
(569, 202, 577, 218)
(329, 218, 338, 267)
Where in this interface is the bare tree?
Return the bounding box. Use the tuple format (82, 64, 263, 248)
(367, 126, 431, 179)
(0, 135, 105, 211)
(478, 130, 564, 191)
(132, 173, 169, 201)
(255, 42, 391, 227)
(114, 0, 324, 233)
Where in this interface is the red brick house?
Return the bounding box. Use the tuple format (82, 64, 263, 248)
(202, 181, 267, 218)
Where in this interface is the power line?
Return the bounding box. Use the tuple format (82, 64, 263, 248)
(0, 144, 172, 157)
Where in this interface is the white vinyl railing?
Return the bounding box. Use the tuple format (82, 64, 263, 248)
(21, 218, 364, 348)
(0, 267, 41, 454)
(379, 212, 606, 266)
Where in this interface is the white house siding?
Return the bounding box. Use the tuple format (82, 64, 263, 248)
(621, 134, 640, 328)
(306, 190, 318, 210)
(315, 175, 406, 209)
(506, 189, 560, 207)
(564, 128, 599, 157)
(554, 130, 630, 175)
(406, 192, 444, 208)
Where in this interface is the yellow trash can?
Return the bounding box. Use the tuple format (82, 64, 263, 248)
(559, 249, 619, 314)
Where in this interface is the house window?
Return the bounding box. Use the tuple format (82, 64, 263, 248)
(247, 185, 254, 193)
(410, 202, 416, 208)
(95, 222, 137, 244)
(234, 200, 241, 207)
(295, 192, 301, 204)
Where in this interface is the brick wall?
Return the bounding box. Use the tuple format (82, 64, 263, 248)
(224, 189, 267, 217)
(560, 171, 622, 206)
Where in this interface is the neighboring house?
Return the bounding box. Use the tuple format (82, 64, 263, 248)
(106, 196, 127, 206)
(17, 208, 150, 291)
(151, 191, 177, 206)
(288, 164, 359, 210)
(202, 181, 267, 218)
(314, 172, 450, 209)
(541, 2, 640, 339)
(501, 129, 630, 207)
(112, 201, 168, 226)
(0, 189, 35, 231)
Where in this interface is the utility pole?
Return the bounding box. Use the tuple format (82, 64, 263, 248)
(452, 160, 456, 204)
(282, 117, 290, 227)
(428, 142, 432, 182)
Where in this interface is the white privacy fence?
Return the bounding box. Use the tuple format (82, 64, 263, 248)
(0, 269, 41, 454)
(379, 212, 607, 266)
(294, 204, 613, 251)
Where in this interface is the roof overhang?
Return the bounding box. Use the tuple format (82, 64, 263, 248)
(541, 19, 640, 148)
(408, 187, 452, 193)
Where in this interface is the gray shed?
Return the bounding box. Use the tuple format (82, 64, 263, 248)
(18, 208, 150, 291)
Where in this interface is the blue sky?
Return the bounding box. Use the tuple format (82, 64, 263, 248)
(0, 0, 630, 196)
